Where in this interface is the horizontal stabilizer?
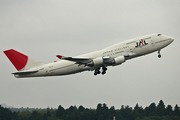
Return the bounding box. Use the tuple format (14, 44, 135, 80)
(12, 70, 38, 75)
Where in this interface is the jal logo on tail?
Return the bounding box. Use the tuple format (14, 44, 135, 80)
(135, 39, 148, 48)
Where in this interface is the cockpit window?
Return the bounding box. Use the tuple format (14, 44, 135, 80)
(158, 34, 162, 36)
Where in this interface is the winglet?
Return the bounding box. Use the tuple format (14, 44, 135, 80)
(56, 55, 62, 59)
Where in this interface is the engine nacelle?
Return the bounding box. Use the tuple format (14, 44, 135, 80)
(111, 56, 125, 66)
(87, 57, 103, 66)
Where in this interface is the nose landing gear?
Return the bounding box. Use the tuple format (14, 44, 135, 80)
(158, 50, 161, 58)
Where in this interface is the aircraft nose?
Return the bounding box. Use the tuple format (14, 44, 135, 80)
(171, 38, 174, 42)
(165, 35, 174, 43)
(170, 37, 174, 43)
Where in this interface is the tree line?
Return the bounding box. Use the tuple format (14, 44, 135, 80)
(0, 100, 180, 120)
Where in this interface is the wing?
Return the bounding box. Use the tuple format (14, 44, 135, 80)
(56, 55, 92, 64)
(56, 52, 137, 65)
(56, 54, 132, 67)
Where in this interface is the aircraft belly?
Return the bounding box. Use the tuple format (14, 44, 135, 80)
(53, 64, 89, 75)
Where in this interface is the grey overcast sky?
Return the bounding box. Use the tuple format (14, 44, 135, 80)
(0, 0, 180, 109)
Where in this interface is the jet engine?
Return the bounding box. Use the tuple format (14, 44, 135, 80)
(87, 57, 103, 66)
(111, 56, 125, 66)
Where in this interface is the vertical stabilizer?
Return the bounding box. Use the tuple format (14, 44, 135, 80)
(3, 49, 44, 71)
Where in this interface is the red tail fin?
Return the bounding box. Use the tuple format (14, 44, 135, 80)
(3, 49, 28, 71)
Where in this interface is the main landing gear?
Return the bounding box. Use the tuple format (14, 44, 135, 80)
(94, 68, 101, 76)
(158, 50, 161, 58)
(94, 66, 107, 76)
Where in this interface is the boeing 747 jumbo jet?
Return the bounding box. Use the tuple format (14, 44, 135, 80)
(4, 33, 173, 78)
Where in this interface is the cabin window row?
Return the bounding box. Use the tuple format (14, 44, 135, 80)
(103, 46, 129, 54)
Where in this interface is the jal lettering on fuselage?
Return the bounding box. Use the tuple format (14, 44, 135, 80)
(135, 39, 148, 48)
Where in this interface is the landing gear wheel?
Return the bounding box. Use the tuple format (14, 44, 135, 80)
(158, 50, 161, 58)
(94, 66, 107, 76)
(102, 71, 106, 75)
(102, 66, 107, 75)
(94, 68, 101, 76)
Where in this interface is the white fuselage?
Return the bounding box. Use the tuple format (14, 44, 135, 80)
(14, 33, 174, 78)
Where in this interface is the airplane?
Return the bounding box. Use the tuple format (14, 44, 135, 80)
(3, 33, 174, 78)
